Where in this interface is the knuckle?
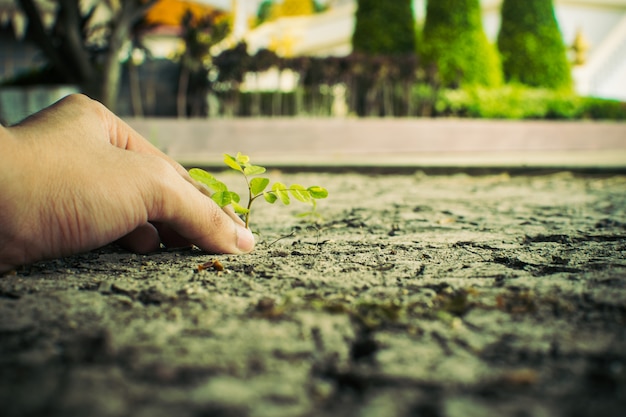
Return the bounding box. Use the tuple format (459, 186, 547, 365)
(60, 93, 96, 109)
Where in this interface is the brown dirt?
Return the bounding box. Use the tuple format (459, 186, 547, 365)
(1, 170, 626, 417)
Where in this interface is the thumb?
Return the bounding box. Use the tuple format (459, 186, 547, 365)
(146, 162, 255, 254)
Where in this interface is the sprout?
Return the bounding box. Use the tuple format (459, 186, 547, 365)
(190, 153, 328, 229)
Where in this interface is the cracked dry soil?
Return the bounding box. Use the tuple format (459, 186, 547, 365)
(1, 170, 626, 417)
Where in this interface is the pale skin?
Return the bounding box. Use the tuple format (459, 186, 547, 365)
(0, 94, 255, 273)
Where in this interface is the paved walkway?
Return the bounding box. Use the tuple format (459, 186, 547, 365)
(126, 118, 626, 171)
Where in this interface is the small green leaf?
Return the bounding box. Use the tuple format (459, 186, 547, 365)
(264, 191, 278, 204)
(211, 191, 232, 207)
(307, 186, 329, 199)
(244, 165, 267, 176)
(207, 152, 328, 227)
(236, 152, 250, 165)
(223, 154, 243, 173)
(289, 184, 311, 203)
(229, 191, 241, 203)
(189, 168, 228, 192)
(189, 168, 214, 184)
(272, 182, 290, 205)
(250, 177, 270, 195)
(231, 201, 249, 215)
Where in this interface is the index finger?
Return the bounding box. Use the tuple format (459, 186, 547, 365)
(98, 100, 245, 225)
(101, 103, 189, 179)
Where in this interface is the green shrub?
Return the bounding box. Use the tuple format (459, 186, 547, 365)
(409, 83, 440, 117)
(352, 0, 416, 54)
(497, 0, 573, 90)
(434, 86, 591, 119)
(421, 0, 502, 88)
(580, 97, 626, 120)
(256, 0, 273, 24)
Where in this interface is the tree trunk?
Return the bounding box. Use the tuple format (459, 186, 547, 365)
(58, 0, 95, 83)
(101, 32, 125, 111)
(177, 65, 190, 118)
(18, 0, 94, 86)
(103, 1, 158, 111)
(19, 0, 159, 110)
(128, 60, 144, 117)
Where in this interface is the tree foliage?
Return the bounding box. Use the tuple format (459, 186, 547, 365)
(421, 0, 501, 88)
(351, 0, 416, 55)
(176, 10, 229, 117)
(257, 0, 274, 23)
(497, 0, 572, 90)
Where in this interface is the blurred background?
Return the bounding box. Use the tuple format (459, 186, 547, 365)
(1, 0, 625, 124)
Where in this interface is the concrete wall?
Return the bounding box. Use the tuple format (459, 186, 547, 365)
(125, 117, 626, 169)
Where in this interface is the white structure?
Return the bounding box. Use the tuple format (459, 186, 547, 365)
(234, 0, 626, 100)
(244, 2, 355, 56)
(478, 0, 626, 101)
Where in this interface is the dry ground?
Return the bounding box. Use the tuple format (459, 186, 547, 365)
(2, 170, 626, 417)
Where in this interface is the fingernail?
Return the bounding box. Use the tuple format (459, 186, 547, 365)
(235, 224, 255, 253)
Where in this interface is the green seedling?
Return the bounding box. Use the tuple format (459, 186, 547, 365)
(189, 153, 328, 228)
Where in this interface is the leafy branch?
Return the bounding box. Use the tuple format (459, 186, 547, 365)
(190, 153, 328, 228)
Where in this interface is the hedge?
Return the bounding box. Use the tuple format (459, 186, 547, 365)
(434, 85, 626, 120)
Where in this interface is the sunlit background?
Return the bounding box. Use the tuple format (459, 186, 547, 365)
(0, 0, 625, 123)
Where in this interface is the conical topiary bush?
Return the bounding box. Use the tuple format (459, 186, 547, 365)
(352, 0, 416, 55)
(421, 0, 502, 88)
(497, 0, 573, 90)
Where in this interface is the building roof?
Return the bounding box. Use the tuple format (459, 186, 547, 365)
(144, 0, 225, 27)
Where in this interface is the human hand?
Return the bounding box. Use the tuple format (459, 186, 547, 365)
(0, 94, 254, 272)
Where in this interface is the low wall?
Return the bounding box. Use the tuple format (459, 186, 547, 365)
(125, 118, 626, 170)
